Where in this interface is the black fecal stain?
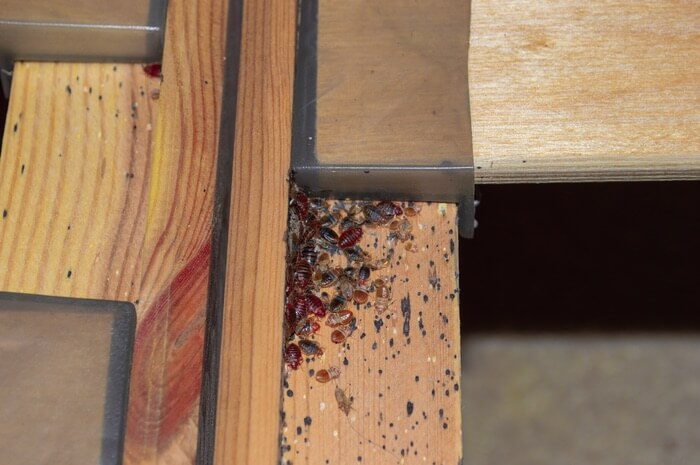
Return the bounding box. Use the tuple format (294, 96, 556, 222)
(343, 356, 349, 366)
(389, 338, 394, 348)
(371, 341, 378, 350)
(454, 383, 460, 392)
(415, 375, 420, 382)
(20, 164, 25, 174)
(401, 295, 411, 337)
(450, 238, 455, 254)
(65, 85, 72, 95)
(2, 209, 7, 218)
(423, 295, 428, 304)
(67, 269, 72, 278)
(296, 426, 302, 435)
(443, 423, 448, 429)
(439, 408, 444, 418)
(374, 317, 384, 333)
(286, 389, 294, 397)
(13, 123, 18, 133)
(407, 401, 414, 416)
(308, 369, 315, 377)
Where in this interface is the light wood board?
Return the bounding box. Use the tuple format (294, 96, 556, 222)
(470, 0, 700, 183)
(0, 0, 227, 463)
(212, 0, 297, 464)
(281, 203, 462, 465)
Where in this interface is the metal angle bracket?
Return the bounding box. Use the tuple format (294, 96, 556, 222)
(0, 0, 168, 97)
(291, 0, 476, 237)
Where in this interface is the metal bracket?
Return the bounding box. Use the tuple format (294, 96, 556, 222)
(291, 0, 475, 237)
(0, 0, 168, 97)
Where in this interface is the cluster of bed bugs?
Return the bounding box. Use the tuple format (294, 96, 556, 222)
(283, 186, 416, 375)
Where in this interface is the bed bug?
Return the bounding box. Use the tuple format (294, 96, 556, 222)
(295, 317, 321, 337)
(337, 276, 355, 299)
(297, 244, 318, 266)
(285, 302, 299, 334)
(338, 227, 363, 249)
(293, 262, 313, 290)
(313, 269, 339, 288)
(325, 309, 354, 327)
(338, 217, 357, 232)
(290, 295, 310, 320)
(285, 343, 302, 370)
(317, 252, 331, 267)
(299, 220, 320, 245)
(299, 339, 324, 357)
(328, 294, 348, 313)
(304, 294, 327, 318)
(403, 205, 420, 217)
(344, 246, 369, 264)
(352, 288, 369, 305)
(363, 205, 386, 225)
(315, 366, 341, 383)
(376, 201, 400, 222)
(374, 278, 391, 313)
(394, 218, 412, 242)
(335, 386, 353, 415)
(357, 265, 371, 285)
(331, 329, 347, 344)
(291, 191, 309, 220)
(143, 63, 162, 78)
(318, 226, 339, 245)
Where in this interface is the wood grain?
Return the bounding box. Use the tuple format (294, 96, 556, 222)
(470, 0, 700, 183)
(281, 203, 462, 465)
(212, 1, 297, 464)
(316, 0, 471, 166)
(0, 0, 227, 464)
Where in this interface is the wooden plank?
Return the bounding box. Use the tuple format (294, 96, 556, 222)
(281, 203, 462, 465)
(212, 0, 297, 464)
(470, 0, 700, 183)
(0, 0, 227, 464)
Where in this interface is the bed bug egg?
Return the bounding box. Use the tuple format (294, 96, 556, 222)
(285, 343, 302, 370)
(299, 339, 324, 357)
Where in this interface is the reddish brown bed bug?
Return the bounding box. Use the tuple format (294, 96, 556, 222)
(290, 294, 309, 320)
(300, 220, 320, 245)
(374, 278, 391, 313)
(293, 262, 313, 290)
(299, 339, 324, 357)
(318, 226, 339, 244)
(325, 309, 354, 327)
(304, 294, 327, 318)
(403, 205, 420, 217)
(295, 317, 321, 337)
(285, 302, 299, 334)
(315, 366, 341, 383)
(285, 343, 302, 370)
(352, 288, 369, 305)
(335, 386, 353, 415)
(328, 294, 348, 313)
(142, 63, 162, 78)
(338, 226, 363, 249)
(331, 329, 347, 344)
(376, 201, 400, 222)
(291, 191, 309, 220)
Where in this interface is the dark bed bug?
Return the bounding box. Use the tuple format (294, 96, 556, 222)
(357, 265, 371, 285)
(376, 201, 400, 222)
(318, 226, 339, 244)
(325, 309, 354, 327)
(337, 276, 355, 299)
(299, 339, 324, 357)
(363, 205, 386, 225)
(313, 269, 339, 288)
(304, 294, 327, 318)
(338, 226, 363, 249)
(285, 343, 302, 370)
(344, 246, 369, 263)
(328, 294, 348, 313)
(295, 317, 321, 337)
(297, 244, 318, 266)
